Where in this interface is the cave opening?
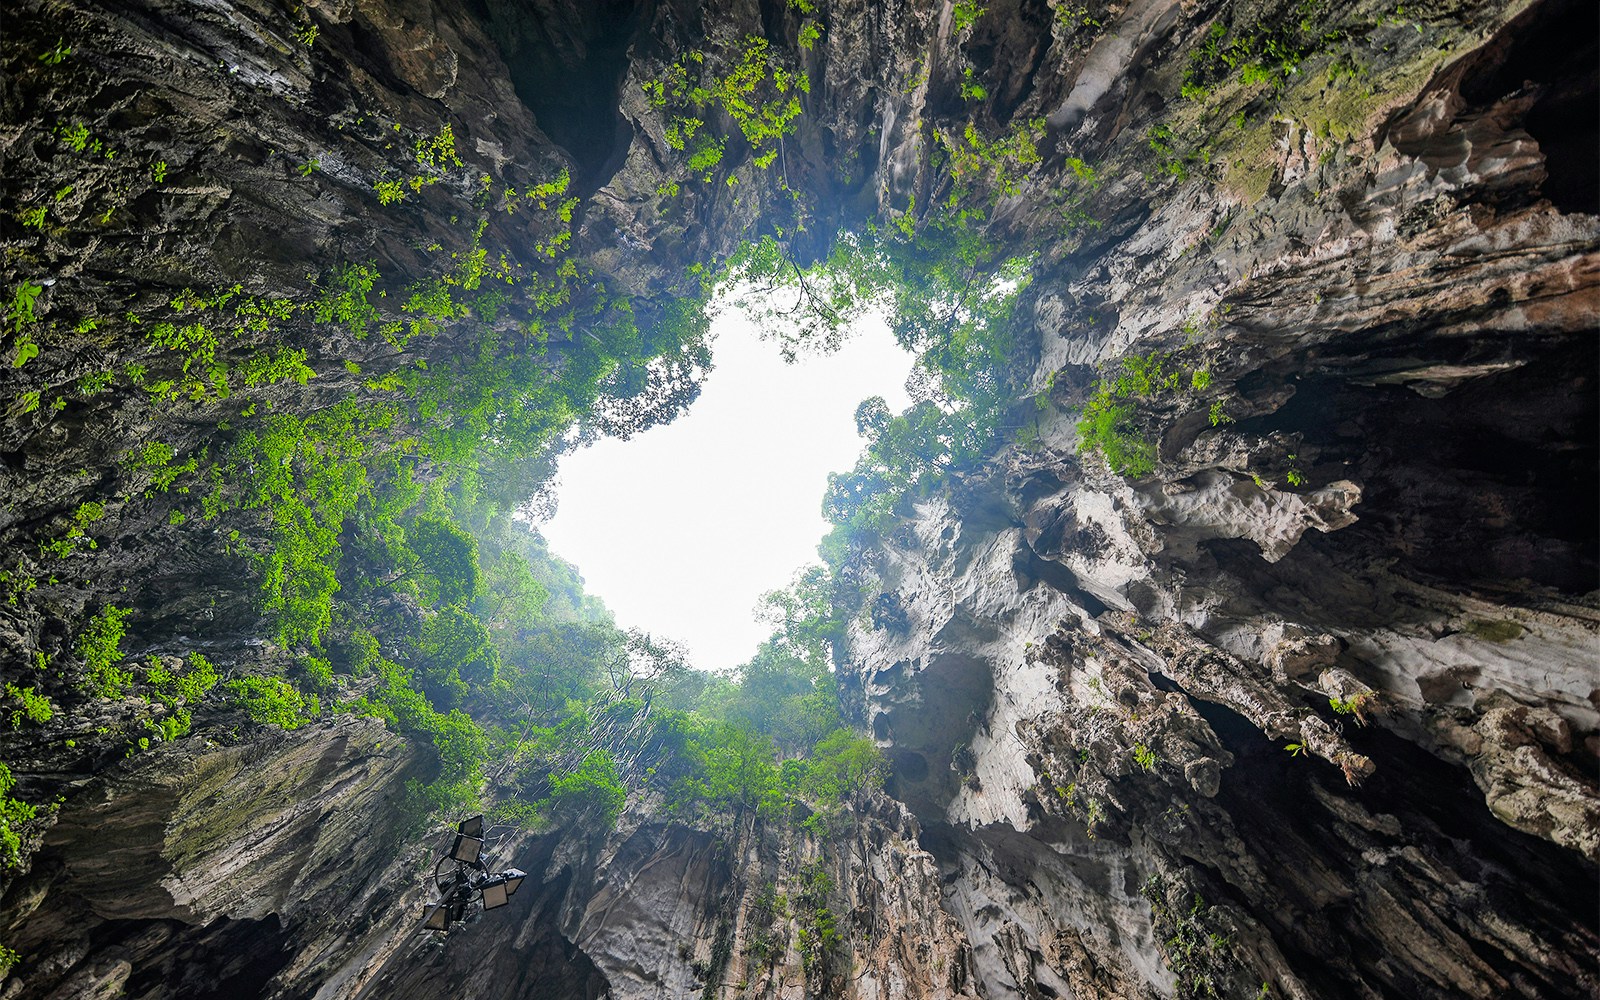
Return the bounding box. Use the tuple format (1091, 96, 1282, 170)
(540, 297, 913, 672)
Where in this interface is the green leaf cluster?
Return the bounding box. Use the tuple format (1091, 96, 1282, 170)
(645, 35, 810, 177)
(227, 675, 321, 730)
(1075, 352, 1187, 477)
(138, 653, 219, 744)
(76, 604, 133, 698)
(541, 750, 627, 827)
(5, 685, 52, 728)
(0, 763, 37, 868)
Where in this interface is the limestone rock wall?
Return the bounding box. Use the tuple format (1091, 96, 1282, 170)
(838, 0, 1600, 987)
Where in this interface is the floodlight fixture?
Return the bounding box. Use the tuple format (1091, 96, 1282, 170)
(450, 834, 484, 866)
(420, 816, 526, 934)
(501, 868, 526, 897)
(422, 903, 449, 932)
(480, 876, 510, 910)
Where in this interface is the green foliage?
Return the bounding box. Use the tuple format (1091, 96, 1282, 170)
(725, 214, 1037, 551)
(540, 749, 627, 828)
(227, 675, 320, 729)
(239, 346, 313, 387)
(520, 169, 572, 210)
(428, 708, 490, 783)
(644, 36, 809, 178)
(1328, 691, 1375, 725)
(0, 763, 37, 868)
(40, 499, 108, 558)
(952, 0, 987, 34)
(743, 880, 790, 967)
(5, 685, 52, 728)
(1076, 395, 1155, 476)
(126, 440, 198, 495)
(1183, 18, 1327, 100)
(9, 282, 42, 335)
(144, 319, 227, 398)
(959, 67, 987, 101)
(1147, 124, 1204, 181)
(415, 124, 463, 171)
(58, 121, 91, 153)
(416, 604, 500, 707)
(799, 729, 885, 804)
(334, 627, 488, 786)
(1142, 876, 1235, 998)
(223, 399, 393, 648)
(720, 233, 880, 362)
(77, 369, 114, 395)
(77, 605, 134, 698)
(38, 38, 71, 64)
(12, 338, 39, 368)
(711, 577, 843, 754)
(795, 861, 840, 983)
(690, 722, 784, 817)
(404, 776, 480, 821)
(1133, 742, 1158, 771)
(374, 179, 406, 205)
(373, 124, 464, 205)
(298, 654, 334, 691)
(1076, 352, 1216, 477)
(937, 118, 1043, 198)
(407, 515, 483, 605)
(148, 653, 219, 709)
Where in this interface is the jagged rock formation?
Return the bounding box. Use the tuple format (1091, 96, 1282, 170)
(1, 0, 1595, 997)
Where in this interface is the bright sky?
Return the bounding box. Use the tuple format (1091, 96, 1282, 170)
(541, 305, 913, 673)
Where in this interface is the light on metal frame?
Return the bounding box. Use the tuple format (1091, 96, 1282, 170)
(501, 868, 526, 897)
(422, 904, 449, 931)
(480, 875, 510, 910)
(450, 834, 484, 866)
(421, 815, 525, 933)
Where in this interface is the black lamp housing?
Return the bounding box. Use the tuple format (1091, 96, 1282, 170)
(501, 868, 526, 897)
(480, 876, 510, 910)
(450, 834, 484, 867)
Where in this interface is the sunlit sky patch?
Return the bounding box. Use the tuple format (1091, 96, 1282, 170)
(541, 305, 913, 674)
